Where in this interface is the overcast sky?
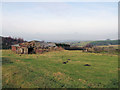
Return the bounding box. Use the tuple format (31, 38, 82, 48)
(2, 2, 118, 41)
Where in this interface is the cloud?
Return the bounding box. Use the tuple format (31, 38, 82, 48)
(2, 2, 118, 41)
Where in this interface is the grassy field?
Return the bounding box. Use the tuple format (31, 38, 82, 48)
(2, 50, 118, 88)
(68, 41, 92, 47)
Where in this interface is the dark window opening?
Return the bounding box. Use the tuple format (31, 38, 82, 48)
(28, 48, 34, 54)
(21, 48, 24, 54)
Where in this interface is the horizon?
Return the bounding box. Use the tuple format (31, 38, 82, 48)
(0, 35, 118, 43)
(2, 2, 118, 41)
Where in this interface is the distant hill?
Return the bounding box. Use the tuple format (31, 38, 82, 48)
(88, 40, 119, 46)
(64, 40, 119, 47)
(0, 36, 26, 49)
(0, 36, 119, 49)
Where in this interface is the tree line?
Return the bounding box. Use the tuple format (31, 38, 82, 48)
(88, 40, 119, 46)
(0, 36, 26, 49)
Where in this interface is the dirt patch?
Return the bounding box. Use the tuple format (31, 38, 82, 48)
(16, 60, 20, 62)
(15, 60, 26, 64)
(53, 72, 65, 80)
(53, 72, 64, 77)
(78, 79, 87, 83)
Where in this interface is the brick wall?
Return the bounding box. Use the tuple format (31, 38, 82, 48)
(11, 46, 16, 51)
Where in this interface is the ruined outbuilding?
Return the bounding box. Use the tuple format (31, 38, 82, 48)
(11, 40, 61, 54)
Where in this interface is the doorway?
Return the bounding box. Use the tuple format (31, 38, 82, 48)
(28, 48, 34, 54)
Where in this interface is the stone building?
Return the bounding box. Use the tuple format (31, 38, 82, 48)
(11, 40, 58, 54)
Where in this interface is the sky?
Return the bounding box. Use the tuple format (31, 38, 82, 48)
(2, 2, 118, 41)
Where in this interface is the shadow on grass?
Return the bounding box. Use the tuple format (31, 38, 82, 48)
(104, 79, 119, 88)
(2, 57, 13, 65)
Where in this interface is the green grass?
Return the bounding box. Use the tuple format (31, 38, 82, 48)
(2, 50, 118, 88)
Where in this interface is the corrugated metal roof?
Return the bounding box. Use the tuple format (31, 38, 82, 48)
(28, 40, 44, 43)
(11, 41, 56, 48)
(11, 44, 20, 47)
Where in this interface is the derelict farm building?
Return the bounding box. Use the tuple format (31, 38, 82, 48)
(11, 40, 59, 54)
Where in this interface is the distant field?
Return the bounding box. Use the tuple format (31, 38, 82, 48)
(69, 41, 92, 47)
(97, 45, 120, 50)
(2, 50, 118, 88)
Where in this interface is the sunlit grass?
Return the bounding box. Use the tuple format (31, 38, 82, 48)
(2, 50, 118, 88)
